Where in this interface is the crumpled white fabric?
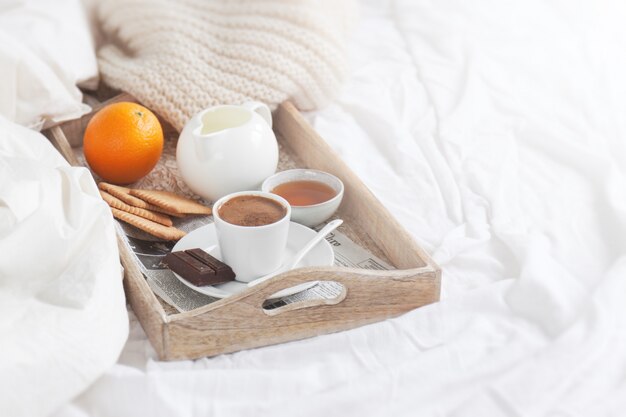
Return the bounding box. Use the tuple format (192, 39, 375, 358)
(55, 0, 626, 416)
(0, 0, 97, 129)
(0, 117, 128, 417)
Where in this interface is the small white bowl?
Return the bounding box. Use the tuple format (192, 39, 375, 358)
(261, 169, 344, 227)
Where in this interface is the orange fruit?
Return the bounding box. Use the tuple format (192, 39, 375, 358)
(83, 102, 163, 184)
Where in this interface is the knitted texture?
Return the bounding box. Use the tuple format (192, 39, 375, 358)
(96, 0, 357, 131)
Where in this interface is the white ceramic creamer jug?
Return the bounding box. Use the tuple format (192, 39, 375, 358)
(176, 101, 278, 201)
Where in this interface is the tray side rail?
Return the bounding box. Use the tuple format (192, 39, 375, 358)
(274, 102, 438, 273)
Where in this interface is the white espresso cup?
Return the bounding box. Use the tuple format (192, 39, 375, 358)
(213, 191, 291, 282)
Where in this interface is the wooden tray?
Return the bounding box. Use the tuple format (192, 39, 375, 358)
(44, 93, 441, 360)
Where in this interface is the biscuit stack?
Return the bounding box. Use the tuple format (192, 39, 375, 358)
(98, 182, 212, 240)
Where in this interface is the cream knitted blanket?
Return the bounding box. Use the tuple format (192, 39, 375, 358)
(96, 0, 357, 131)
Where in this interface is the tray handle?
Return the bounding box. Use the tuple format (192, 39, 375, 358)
(259, 279, 348, 317)
(186, 265, 440, 322)
(166, 266, 439, 359)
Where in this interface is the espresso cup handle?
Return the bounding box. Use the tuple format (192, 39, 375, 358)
(242, 101, 272, 128)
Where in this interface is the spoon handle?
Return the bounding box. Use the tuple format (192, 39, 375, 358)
(247, 219, 343, 288)
(288, 219, 343, 269)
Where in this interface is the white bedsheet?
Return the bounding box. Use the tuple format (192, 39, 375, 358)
(55, 0, 626, 416)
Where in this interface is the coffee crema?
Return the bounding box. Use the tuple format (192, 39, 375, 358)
(219, 195, 287, 227)
(271, 180, 337, 206)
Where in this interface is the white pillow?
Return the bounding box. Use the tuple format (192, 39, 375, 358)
(0, 0, 98, 129)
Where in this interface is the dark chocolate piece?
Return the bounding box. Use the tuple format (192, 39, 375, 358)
(186, 249, 234, 278)
(165, 248, 235, 287)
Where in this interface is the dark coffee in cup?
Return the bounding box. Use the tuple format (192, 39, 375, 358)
(218, 195, 287, 227)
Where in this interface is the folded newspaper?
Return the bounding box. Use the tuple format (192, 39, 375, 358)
(116, 216, 393, 312)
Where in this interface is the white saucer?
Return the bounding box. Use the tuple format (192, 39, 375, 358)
(171, 221, 334, 299)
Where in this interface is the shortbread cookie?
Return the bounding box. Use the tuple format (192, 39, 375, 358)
(129, 189, 212, 215)
(98, 182, 185, 217)
(110, 207, 186, 241)
(99, 190, 173, 227)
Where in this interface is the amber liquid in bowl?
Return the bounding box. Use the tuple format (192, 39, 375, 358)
(271, 180, 337, 206)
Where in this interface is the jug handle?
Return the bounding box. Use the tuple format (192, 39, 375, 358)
(242, 101, 272, 128)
